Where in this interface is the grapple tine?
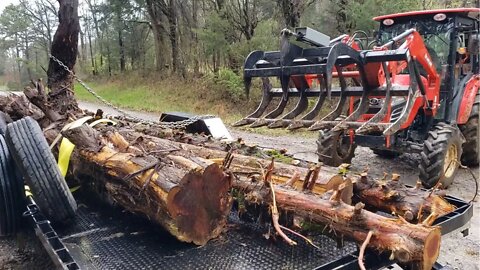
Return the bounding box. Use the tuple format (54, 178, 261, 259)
(383, 62, 419, 135)
(244, 77, 252, 99)
(356, 62, 392, 134)
(287, 75, 327, 130)
(268, 76, 310, 129)
(308, 66, 348, 131)
(233, 77, 273, 127)
(249, 75, 290, 128)
(331, 66, 372, 132)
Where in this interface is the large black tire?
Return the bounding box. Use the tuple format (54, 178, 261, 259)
(316, 129, 356, 167)
(371, 148, 400, 159)
(0, 135, 24, 236)
(0, 112, 7, 135)
(5, 117, 77, 222)
(419, 123, 464, 188)
(459, 92, 479, 166)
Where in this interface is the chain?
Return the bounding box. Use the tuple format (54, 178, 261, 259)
(49, 54, 215, 129)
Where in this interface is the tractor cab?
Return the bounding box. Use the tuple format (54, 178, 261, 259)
(374, 8, 480, 121)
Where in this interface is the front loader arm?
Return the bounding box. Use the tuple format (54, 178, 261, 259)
(378, 29, 441, 105)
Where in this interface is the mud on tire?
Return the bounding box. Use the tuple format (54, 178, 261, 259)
(316, 129, 356, 167)
(5, 117, 77, 222)
(419, 122, 464, 189)
(0, 135, 25, 236)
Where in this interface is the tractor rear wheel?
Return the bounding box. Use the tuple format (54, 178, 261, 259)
(419, 122, 464, 188)
(459, 92, 479, 166)
(316, 129, 356, 167)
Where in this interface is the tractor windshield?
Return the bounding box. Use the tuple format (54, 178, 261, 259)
(378, 17, 455, 72)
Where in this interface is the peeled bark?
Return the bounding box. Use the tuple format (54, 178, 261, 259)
(63, 125, 233, 245)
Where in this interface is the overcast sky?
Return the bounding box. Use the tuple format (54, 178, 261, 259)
(0, 0, 20, 13)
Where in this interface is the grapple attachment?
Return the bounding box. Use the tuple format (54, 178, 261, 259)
(235, 27, 434, 138)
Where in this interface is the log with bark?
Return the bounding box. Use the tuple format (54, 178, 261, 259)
(233, 171, 442, 270)
(62, 125, 233, 245)
(353, 173, 456, 225)
(118, 129, 455, 221)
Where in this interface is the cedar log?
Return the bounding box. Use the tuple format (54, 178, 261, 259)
(63, 125, 232, 245)
(354, 173, 455, 224)
(234, 178, 441, 270)
(119, 130, 454, 220)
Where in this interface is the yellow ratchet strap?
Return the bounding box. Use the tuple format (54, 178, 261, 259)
(57, 117, 116, 177)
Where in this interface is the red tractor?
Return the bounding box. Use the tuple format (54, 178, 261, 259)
(236, 8, 480, 188)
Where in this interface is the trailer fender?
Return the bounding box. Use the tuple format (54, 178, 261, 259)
(457, 75, 480, 124)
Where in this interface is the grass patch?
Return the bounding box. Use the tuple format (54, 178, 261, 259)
(73, 73, 317, 138)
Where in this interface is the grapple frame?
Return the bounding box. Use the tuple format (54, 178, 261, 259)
(235, 27, 440, 142)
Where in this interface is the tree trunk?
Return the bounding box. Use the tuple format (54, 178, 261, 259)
(87, 20, 97, 75)
(191, 0, 200, 76)
(167, 0, 180, 75)
(353, 173, 455, 225)
(277, 0, 302, 28)
(118, 29, 125, 72)
(46, 0, 80, 114)
(24, 35, 33, 81)
(146, 0, 167, 72)
(62, 125, 232, 245)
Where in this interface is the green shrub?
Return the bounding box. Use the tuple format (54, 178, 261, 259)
(211, 68, 245, 103)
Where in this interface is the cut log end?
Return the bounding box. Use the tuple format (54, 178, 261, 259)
(423, 229, 441, 270)
(167, 163, 233, 245)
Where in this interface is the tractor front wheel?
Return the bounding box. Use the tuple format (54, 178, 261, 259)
(419, 123, 464, 188)
(316, 129, 356, 167)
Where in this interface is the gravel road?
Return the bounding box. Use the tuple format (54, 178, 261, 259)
(0, 97, 478, 269)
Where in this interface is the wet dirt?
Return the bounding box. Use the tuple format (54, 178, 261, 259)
(0, 230, 54, 270)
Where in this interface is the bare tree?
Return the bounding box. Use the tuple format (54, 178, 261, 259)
(46, 0, 80, 112)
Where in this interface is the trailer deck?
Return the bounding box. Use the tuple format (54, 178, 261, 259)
(24, 189, 473, 270)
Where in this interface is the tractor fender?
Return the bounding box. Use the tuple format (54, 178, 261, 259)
(457, 74, 480, 124)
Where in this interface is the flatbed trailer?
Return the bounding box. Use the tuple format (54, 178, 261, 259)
(24, 189, 473, 270)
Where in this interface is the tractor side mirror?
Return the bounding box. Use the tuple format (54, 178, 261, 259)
(468, 33, 479, 55)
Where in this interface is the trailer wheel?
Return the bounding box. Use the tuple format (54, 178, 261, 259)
(0, 112, 7, 135)
(5, 117, 77, 222)
(371, 148, 400, 158)
(459, 92, 479, 166)
(419, 123, 464, 189)
(0, 135, 24, 236)
(316, 129, 356, 167)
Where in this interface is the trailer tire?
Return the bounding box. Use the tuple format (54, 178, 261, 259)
(0, 135, 24, 236)
(0, 112, 7, 135)
(5, 117, 77, 222)
(316, 129, 356, 167)
(459, 92, 479, 166)
(419, 123, 464, 189)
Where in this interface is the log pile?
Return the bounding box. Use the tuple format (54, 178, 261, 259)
(0, 81, 457, 269)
